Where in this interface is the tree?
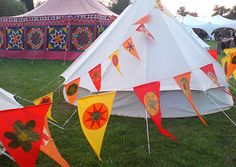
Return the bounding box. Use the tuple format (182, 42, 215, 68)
(212, 5, 230, 16)
(108, 0, 129, 15)
(177, 6, 198, 16)
(226, 5, 236, 19)
(20, 0, 34, 11)
(0, 0, 27, 16)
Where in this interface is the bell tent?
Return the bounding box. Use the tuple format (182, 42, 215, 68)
(0, 88, 22, 110)
(60, 0, 233, 118)
(0, 0, 117, 60)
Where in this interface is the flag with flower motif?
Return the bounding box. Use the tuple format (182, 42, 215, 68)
(77, 92, 116, 161)
(64, 78, 80, 105)
(40, 118, 70, 167)
(174, 72, 207, 126)
(33, 92, 56, 122)
(109, 50, 123, 76)
(136, 24, 154, 40)
(89, 64, 102, 92)
(0, 104, 50, 167)
(134, 81, 176, 141)
(200, 63, 231, 96)
(134, 15, 150, 25)
(123, 37, 140, 60)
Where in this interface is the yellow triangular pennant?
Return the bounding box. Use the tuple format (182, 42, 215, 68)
(77, 92, 116, 161)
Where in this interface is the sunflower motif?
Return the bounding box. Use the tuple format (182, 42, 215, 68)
(112, 54, 119, 67)
(180, 77, 190, 97)
(66, 83, 78, 96)
(83, 103, 108, 130)
(144, 92, 159, 116)
(4, 120, 40, 152)
(39, 96, 51, 104)
(207, 72, 218, 85)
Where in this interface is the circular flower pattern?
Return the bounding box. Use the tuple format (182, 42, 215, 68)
(66, 83, 78, 96)
(4, 120, 40, 152)
(207, 72, 218, 85)
(112, 55, 119, 67)
(180, 77, 190, 96)
(144, 92, 159, 116)
(83, 103, 108, 130)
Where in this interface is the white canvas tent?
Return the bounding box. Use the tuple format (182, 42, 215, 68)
(0, 88, 22, 110)
(61, 0, 233, 118)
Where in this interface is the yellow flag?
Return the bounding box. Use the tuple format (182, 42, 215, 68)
(224, 48, 236, 56)
(33, 92, 56, 122)
(109, 50, 123, 76)
(77, 92, 116, 161)
(221, 51, 236, 80)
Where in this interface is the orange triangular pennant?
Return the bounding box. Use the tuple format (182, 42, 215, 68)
(122, 37, 140, 60)
(174, 72, 207, 126)
(136, 24, 154, 40)
(109, 50, 123, 76)
(64, 78, 80, 105)
(134, 15, 150, 25)
(89, 64, 102, 92)
(40, 118, 70, 167)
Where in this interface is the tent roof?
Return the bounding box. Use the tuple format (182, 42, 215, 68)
(0, 88, 22, 110)
(18, 0, 117, 17)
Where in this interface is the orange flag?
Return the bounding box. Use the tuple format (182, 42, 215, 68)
(174, 72, 207, 126)
(89, 64, 101, 92)
(33, 92, 56, 122)
(134, 15, 150, 25)
(0, 104, 50, 167)
(226, 51, 236, 80)
(109, 50, 123, 76)
(123, 37, 140, 60)
(40, 118, 70, 167)
(64, 78, 80, 105)
(136, 24, 154, 40)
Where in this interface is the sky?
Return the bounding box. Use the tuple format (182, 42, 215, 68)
(33, 0, 236, 17)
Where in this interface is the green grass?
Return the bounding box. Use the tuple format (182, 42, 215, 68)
(0, 42, 236, 166)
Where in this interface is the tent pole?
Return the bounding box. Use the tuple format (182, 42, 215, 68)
(206, 93, 236, 127)
(62, 109, 77, 127)
(145, 110, 151, 157)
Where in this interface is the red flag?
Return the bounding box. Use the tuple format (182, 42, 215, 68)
(207, 50, 218, 60)
(89, 64, 101, 92)
(136, 24, 154, 40)
(0, 104, 50, 167)
(134, 81, 176, 141)
(200, 63, 231, 96)
(134, 15, 150, 25)
(174, 72, 207, 126)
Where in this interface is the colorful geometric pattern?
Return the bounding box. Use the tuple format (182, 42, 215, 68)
(26, 27, 45, 50)
(71, 25, 95, 52)
(7, 27, 24, 50)
(97, 24, 107, 37)
(0, 28, 4, 49)
(47, 26, 67, 51)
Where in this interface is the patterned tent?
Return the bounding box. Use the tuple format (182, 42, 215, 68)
(0, 0, 117, 60)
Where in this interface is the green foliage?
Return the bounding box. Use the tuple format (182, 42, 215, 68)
(176, 6, 199, 16)
(20, 0, 34, 11)
(0, 41, 236, 166)
(212, 5, 231, 16)
(108, 0, 129, 15)
(0, 0, 27, 16)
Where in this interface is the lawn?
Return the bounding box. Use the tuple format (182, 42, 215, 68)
(0, 42, 236, 167)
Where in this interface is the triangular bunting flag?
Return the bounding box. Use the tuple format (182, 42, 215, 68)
(122, 37, 140, 60)
(33, 92, 56, 122)
(134, 81, 176, 141)
(200, 63, 231, 96)
(64, 78, 80, 105)
(109, 50, 123, 76)
(207, 50, 218, 60)
(77, 92, 116, 161)
(0, 104, 50, 167)
(174, 72, 207, 126)
(136, 24, 154, 40)
(221, 54, 231, 76)
(134, 15, 150, 25)
(40, 118, 70, 167)
(89, 64, 102, 92)
(226, 51, 236, 80)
